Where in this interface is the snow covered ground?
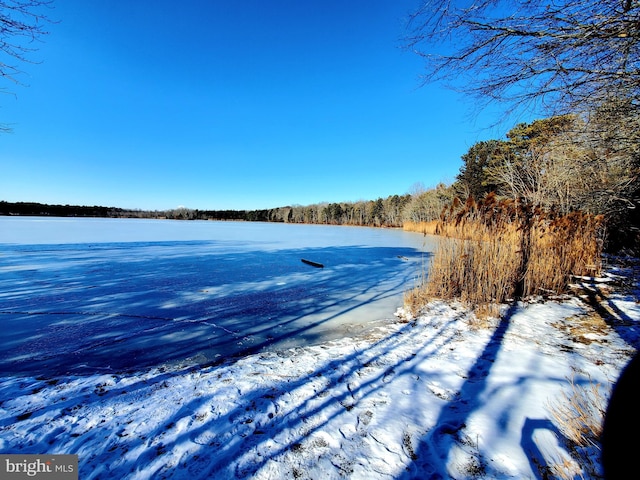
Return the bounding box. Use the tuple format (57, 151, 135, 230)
(0, 260, 638, 479)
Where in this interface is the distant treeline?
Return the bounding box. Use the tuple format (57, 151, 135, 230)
(0, 201, 124, 218)
(0, 196, 423, 228)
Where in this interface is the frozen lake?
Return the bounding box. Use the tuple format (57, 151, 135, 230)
(0, 217, 435, 376)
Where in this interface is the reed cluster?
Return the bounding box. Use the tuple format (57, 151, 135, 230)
(405, 194, 604, 316)
(402, 220, 439, 236)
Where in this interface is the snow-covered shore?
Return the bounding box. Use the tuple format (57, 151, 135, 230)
(1, 263, 638, 479)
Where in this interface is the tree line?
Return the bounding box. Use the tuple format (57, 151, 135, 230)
(451, 106, 639, 252)
(0, 196, 414, 228)
(0, 201, 123, 218)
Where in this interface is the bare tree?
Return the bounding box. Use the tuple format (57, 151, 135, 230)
(404, 183, 454, 222)
(482, 111, 639, 220)
(1, 0, 52, 130)
(581, 98, 640, 217)
(1, 0, 51, 85)
(406, 0, 640, 115)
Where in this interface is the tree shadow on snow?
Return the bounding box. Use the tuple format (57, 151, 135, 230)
(4, 293, 585, 479)
(1, 312, 459, 478)
(397, 302, 602, 479)
(576, 279, 640, 350)
(397, 303, 517, 480)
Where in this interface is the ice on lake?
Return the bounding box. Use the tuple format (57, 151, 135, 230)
(0, 217, 435, 375)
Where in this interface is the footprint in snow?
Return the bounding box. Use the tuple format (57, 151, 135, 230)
(382, 368, 395, 384)
(357, 410, 373, 431)
(427, 383, 454, 401)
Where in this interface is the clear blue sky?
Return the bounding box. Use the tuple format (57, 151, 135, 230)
(1, 1, 507, 211)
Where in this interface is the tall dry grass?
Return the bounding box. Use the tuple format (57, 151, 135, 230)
(547, 376, 608, 479)
(526, 211, 603, 296)
(403, 220, 439, 236)
(404, 194, 604, 316)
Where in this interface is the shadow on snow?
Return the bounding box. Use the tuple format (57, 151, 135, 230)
(1, 312, 461, 478)
(3, 238, 599, 478)
(399, 303, 579, 480)
(1, 300, 590, 478)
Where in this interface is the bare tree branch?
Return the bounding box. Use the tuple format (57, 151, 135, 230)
(0, 0, 52, 131)
(0, 0, 52, 86)
(406, 0, 640, 115)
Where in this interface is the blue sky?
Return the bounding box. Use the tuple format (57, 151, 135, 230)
(1, 1, 507, 211)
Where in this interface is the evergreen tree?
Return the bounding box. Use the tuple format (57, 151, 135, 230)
(455, 140, 503, 200)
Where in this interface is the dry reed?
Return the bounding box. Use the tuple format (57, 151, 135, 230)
(547, 376, 608, 479)
(403, 220, 439, 236)
(550, 377, 606, 448)
(404, 194, 604, 317)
